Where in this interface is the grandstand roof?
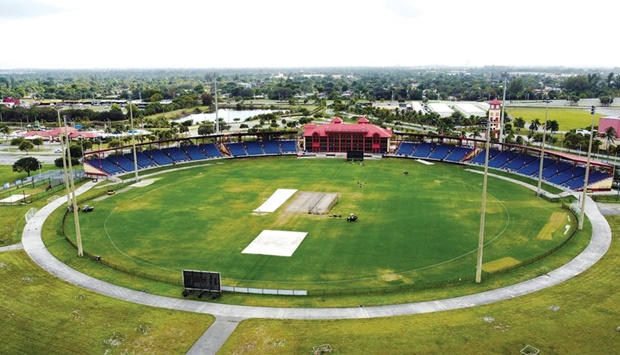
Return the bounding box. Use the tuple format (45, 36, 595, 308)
(303, 117, 392, 138)
(526, 146, 612, 169)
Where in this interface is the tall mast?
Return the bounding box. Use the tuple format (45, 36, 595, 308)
(214, 73, 219, 134)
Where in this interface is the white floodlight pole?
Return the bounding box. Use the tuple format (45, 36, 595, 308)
(57, 109, 71, 207)
(536, 99, 550, 196)
(64, 115, 83, 257)
(499, 74, 507, 143)
(475, 119, 492, 283)
(214, 73, 219, 134)
(578, 106, 596, 230)
(129, 95, 139, 182)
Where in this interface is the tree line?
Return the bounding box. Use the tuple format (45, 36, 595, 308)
(1, 67, 618, 111)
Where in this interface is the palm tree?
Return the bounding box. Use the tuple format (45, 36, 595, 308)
(528, 118, 541, 134)
(604, 126, 616, 161)
(547, 120, 560, 135)
(604, 126, 616, 148)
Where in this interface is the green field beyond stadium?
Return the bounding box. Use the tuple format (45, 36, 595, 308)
(65, 157, 574, 291)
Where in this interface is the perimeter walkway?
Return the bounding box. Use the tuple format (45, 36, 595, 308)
(20, 179, 612, 354)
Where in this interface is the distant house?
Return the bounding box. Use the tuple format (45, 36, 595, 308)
(22, 127, 101, 141)
(2, 97, 20, 107)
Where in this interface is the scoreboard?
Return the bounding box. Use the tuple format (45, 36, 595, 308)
(182, 270, 221, 293)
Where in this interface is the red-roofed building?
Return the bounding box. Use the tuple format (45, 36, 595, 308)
(22, 127, 101, 141)
(1, 97, 20, 107)
(302, 117, 392, 154)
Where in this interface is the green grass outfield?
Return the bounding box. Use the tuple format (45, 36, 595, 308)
(221, 216, 620, 354)
(0, 211, 611, 353)
(63, 157, 574, 292)
(506, 106, 603, 132)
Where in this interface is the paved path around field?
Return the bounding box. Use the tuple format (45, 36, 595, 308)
(20, 178, 612, 355)
(0, 243, 23, 252)
(595, 202, 620, 215)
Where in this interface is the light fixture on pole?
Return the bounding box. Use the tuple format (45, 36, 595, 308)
(578, 105, 596, 230)
(475, 117, 492, 283)
(536, 99, 551, 196)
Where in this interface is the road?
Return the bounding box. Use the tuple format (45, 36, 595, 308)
(0, 143, 63, 165)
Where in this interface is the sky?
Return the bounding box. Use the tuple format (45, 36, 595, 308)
(0, 0, 618, 70)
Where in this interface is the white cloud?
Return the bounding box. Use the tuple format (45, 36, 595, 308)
(1, 0, 619, 69)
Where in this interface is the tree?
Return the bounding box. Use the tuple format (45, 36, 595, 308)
(108, 139, 121, 149)
(81, 140, 93, 151)
(197, 122, 215, 136)
(201, 93, 214, 106)
(217, 119, 231, 132)
(600, 95, 614, 107)
(528, 119, 541, 134)
(68, 144, 83, 159)
(435, 117, 455, 135)
(18, 140, 35, 155)
(32, 137, 44, 149)
(563, 132, 584, 152)
(150, 93, 163, 103)
(604, 127, 616, 158)
(513, 117, 525, 132)
(54, 156, 80, 169)
(546, 120, 559, 135)
(12, 156, 40, 177)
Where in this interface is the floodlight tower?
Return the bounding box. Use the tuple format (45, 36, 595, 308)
(536, 99, 551, 196)
(579, 105, 596, 230)
(57, 108, 71, 207)
(63, 114, 83, 257)
(499, 73, 508, 143)
(476, 100, 496, 283)
(214, 73, 219, 134)
(128, 94, 139, 182)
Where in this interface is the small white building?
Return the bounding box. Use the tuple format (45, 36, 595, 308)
(409, 101, 424, 112)
(452, 103, 487, 117)
(428, 103, 454, 117)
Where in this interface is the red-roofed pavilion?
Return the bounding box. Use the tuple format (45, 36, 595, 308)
(302, 117, 392, 154)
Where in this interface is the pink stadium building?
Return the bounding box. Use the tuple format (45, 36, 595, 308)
(302, 117, 392, 154)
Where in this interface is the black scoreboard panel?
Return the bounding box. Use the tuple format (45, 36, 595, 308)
(182, 270, 221, 292)
(347, 150, 364, 161)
